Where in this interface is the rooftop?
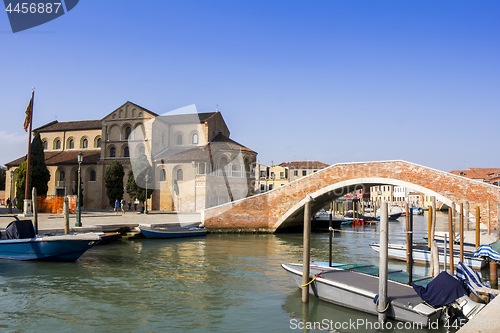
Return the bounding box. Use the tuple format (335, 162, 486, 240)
(279, 161, 330, 169)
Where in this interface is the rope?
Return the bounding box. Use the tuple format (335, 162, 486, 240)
(375, 296, 390, 313)
(301, 275, 317, 287)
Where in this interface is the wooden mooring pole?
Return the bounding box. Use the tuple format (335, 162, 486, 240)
(460, 203, 464, 263)
(64, 197, 69, 234)
(329, 203, 333, 267)
(378, 202, 389, 323)
(302, 195, 312, 303)
(32, 187, 38, 234)
(476, 206, 481, 249)
(448, 207, 454, 274)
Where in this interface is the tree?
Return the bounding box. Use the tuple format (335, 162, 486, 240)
(72, 176, 84, 206)
(14, 134, 50, 209)
(0, 166, 5, 191)
(126, 154, 153, 204)
(30, 133, 50, 195)
(104, 161, 124, 207)
(15, 161, 27, 209)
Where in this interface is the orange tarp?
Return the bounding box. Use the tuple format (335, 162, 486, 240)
(36, 196, 76, 214)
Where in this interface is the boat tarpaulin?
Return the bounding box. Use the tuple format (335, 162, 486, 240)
(6, 220, 36, 239)
(411, 271, 467, 307)
(455, 261, 492, 297)
(474, 245, 500, 262)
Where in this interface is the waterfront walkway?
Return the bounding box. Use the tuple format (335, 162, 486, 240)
(0, 206, 201, 235)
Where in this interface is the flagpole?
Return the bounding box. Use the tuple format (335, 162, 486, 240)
(24, 89, 34, 215)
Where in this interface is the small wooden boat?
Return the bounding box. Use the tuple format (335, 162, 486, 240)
(139, 225, 207, 239)
(281, 262, 442, 327)
(370, 242, 485, 269)
(0, 220, 99, 261)
(96, 232, 121, 245)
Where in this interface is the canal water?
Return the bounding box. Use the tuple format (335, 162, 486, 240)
(0, 212, 468, 332)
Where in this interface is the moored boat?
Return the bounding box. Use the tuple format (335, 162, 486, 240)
(139, 225, 207, 238)
(370, 242, 485, 269)
(0, 220, 99, 261)
(281, 262, 442, 327)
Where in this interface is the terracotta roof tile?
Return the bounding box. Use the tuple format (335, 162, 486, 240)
(34, 120, 102, 133)
(450, 168, 500, 182)
(6, 150, 100, 167)
(155, 132, 256, 163)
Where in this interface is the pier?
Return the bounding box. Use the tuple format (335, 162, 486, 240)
(0, 206, 201, 235)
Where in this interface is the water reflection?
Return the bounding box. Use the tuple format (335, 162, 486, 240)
(0, 211, 469, 332)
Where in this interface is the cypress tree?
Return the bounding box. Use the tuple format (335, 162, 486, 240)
(104, 161, 124, 207)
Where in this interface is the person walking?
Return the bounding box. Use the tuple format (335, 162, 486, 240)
(114, 199, 120, 213)
(121, 199, 125, 213)
(128, 200, 132, 211)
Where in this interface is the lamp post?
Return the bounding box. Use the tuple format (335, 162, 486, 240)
(144, 174, 148, 214)
(8, 170, 13, 213)
(75, 152, 83, 227)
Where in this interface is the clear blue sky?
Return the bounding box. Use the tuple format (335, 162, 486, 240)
(1, 0, 499, 171)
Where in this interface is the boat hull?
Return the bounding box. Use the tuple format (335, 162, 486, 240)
(0, 233, 100, 261)
(281, 263, 441, 327)
(140, 226, 207, 239)
(370, 243, 484, 269)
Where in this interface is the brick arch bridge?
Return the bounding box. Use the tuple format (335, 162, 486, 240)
(203, 160, 500, 233)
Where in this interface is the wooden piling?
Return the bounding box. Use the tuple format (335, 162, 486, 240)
(476, 206, 480, 249)
(302, 197, 312, 303)
(487, 200, 491, 235)
(408, 204, 413, 283)
(427, 206, 432, 248)
(405, 203, 410, 269)
(448, 207, 454, 274)
(491, 262, 498, 289)
(329, 203, 333, 267)
(431, 197, 439, 277)
(64, 197, 69, 234)
(465, 201, 469, 231)
(32, 187, 38, 234)
(460, 203, 464, 263)
(378, 202, 389, 323)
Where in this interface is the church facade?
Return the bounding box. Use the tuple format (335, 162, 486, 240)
(5, 101, 257, 211)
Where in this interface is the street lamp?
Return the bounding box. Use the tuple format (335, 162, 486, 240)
(8, 170, 13, 213)
(144, 174, 148, 214)
(75, 152, 83, 227)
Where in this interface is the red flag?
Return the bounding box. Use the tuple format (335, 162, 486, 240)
(23, 96, 33, 132)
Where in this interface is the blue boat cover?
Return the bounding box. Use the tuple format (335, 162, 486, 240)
(455, 261, 493, 298)
(474, 245, 500, 262)
(411, 271, 467, 307)
(6, 220, 36, 239)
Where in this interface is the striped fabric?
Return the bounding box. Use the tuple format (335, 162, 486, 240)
(455, 262, 489, 297)
(473, 245, 500, 262)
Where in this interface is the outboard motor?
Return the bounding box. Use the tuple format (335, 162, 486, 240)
(450, 295, 486, 320)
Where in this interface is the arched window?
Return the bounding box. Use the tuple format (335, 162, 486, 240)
(60, 171, 65, 181)
(139, 146, 145, 155)
(96, 138, 101, 148)
(43, 141, 48, 150)
(90, 170, 96, 181)
(192, 133, 198, 144)
(177, 169, 183, 181)
(125, 127, 131, 140)
(160, 169, 166, 181)
(110, 147, 116, 157)
(69, 139, 74, 149)
(82, 139, 88, 148)
(56, 140, 61, 149)
(177, 134, 182, 145)
(124, 146, 130, 157)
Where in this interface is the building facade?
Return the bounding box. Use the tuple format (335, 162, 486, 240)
(5, 101, 257, 212)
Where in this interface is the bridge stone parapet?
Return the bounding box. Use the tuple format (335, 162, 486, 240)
(203, 160, 500, 233)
